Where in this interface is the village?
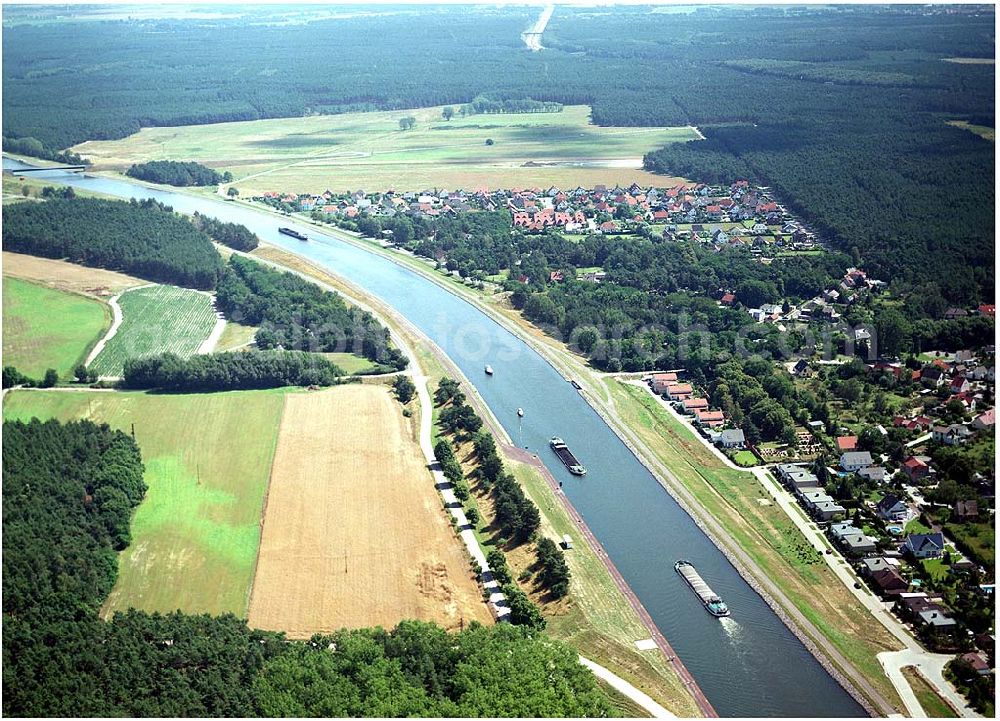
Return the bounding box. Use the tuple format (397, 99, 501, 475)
(252, 179, 820, 255)
(638, 338, 994, 690)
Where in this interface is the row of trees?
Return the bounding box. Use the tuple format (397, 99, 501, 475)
(191, 212, 260, 251)
(3, 197, 224, 290)
(122, 351, 343, 392)
(459, 94, 563, 116)
(125, 160, 228, 187)
(2, 417, 615, 717)
(433, 438, 471, 502)
(216, 255, 408, 370)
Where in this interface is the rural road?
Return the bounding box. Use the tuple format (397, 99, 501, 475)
(579, 657, 673, 718)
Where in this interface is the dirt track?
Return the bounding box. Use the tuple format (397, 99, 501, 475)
(248, 385, 491, 637)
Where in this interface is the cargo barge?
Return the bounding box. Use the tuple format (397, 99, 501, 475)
(279, 227, 309, 241)
(549, 437, 586, 475)
(675, 560, 730, 617)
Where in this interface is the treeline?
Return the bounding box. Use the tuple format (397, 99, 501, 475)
(2, 134, 88, 165)
(216, 255, 408, 371)
(192, 211, 260, 251)
(2, 197, 224, 290)
(125, 160, 227, 187)
(435, 378, 570, 603)
(460, 94, 563, 116)
(2, 418, 615, 717)
(122, 351, 342, 392)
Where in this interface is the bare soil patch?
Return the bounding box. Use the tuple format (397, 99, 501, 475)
(2, 251, 146, 297)
(248, 385, 490, 636)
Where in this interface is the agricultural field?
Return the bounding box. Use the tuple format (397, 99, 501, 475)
(72, 104, 697, 193)
(2, 388, 286, 617)
(90, 284, 219, 377)
(2, 277, 109, 379)
(248, 384, 492, 637)
(2, 251, 145, 296)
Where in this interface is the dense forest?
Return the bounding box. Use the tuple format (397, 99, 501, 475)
(122, 350, 342, 391)
(126, 160, 227, 186)
(2, 6, 993, 305)
(1, 418, 616, 717)
(217, 255, 408, 371)
(192, 212, 260, 251)
(2, 197, 224, 290)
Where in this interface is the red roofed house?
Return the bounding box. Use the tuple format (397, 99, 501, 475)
(695, 409, 726, 427)
(549, 271, 564, 283)
(837, 436, 858, 452)
(902, 456, 930, 483)
(950, 376, 971, 395)
(720, 292, 736, 306)
(978, 305, 995, 318)
(666, 383, 694, 400)
(972, 409, 995, 431)
(650, 373, 678, 394)
(682, 397, 709, 414)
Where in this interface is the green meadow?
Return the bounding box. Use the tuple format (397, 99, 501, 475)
(2, 277, 110, 379)
(3, 388, 286, 617)
(73, 104, 699, 192)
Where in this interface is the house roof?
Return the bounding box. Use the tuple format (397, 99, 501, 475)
(840, 451, 873, 467)
(836, 436, 858, 451)
(877, 494, 906, 514)
(905, 533, 944, 553)
(720, 429, 745, 444)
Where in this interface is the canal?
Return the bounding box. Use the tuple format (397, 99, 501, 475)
(3, 158, 867, 717)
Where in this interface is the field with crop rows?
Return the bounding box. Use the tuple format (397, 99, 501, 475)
(90, 284, 218, 377)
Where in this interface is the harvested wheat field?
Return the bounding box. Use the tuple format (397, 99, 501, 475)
(2, 251, 145, 297)
(248, 385, 491, 637)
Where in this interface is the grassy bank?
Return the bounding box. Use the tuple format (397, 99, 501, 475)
(901, 666, 959, 718)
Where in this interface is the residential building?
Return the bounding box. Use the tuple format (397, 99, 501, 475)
(902, 532, 945, 559)
(876, 494, 908, 522)
(840, 451, 873, 472)
(717, 429, 746, 449)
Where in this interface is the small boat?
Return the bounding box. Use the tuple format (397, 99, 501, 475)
(485, 365, 494, 375)
(675, 560, 730, 618)
(569, 379, 582, 390)
(549, 437, 586, 476)
(279, 227, 309, 241)
(517, 407, 524, 418)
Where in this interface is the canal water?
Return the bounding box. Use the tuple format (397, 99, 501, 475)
(3, 158, 867, 717)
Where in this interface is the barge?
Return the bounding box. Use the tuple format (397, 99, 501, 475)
(549, 437, 586, 475)
(279, 227, 309, 241)
(675, 560, 730, 617)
